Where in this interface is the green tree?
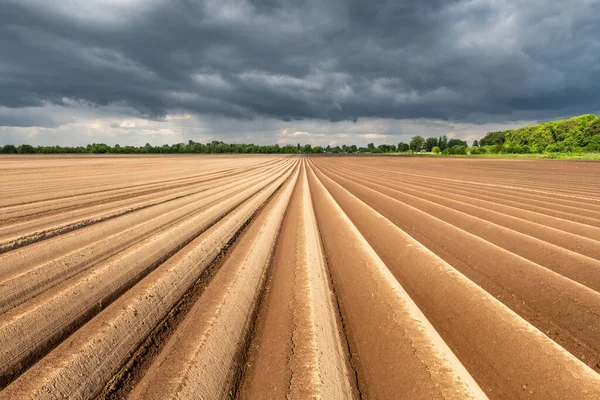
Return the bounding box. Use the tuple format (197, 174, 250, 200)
(447, 138, 467, 148)
(2, 144, 18, 154)
(438, 135, 448, 150)
(409, 136, 425, 152)
(17, 144, 36, 154)
(480, 131, 505, 146)
(397, 142, 409, 152)
(424, 137, 438, 152)
(586, 135, 600, 151)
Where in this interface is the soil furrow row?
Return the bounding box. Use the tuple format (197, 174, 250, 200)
(0, 165, 291, 313)
(0, 161, 294, 386)
(237, 161, 356, 399)
(309, 160, 600, 399)
(0, 162, 294, 399)
(314, 161, 600, 371)
(0, 160, 290, 253)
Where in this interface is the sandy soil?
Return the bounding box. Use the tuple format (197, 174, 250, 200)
(0, 154, 599, 399)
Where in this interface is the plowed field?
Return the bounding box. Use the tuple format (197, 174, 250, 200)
(1, 155, 599, 399)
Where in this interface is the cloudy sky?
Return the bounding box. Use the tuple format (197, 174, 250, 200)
(1, 0, 599, 147)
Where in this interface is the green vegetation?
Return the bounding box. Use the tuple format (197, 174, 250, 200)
(0, 141, 304, 155)
(478, 114, 600, 154)
(2, 114, 599, 158)
(0, 139, 446, 155)
(399, 114, 600, 159)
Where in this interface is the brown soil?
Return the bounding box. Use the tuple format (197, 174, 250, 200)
(1, 155, 599, 399)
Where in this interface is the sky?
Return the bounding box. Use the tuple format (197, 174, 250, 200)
(1, 0, 599, 147)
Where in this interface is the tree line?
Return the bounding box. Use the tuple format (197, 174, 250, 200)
(2, 114, 599, 155)
(0, 139, 460, 155)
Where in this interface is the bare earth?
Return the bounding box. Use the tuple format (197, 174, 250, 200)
(0, 154, 599, 399)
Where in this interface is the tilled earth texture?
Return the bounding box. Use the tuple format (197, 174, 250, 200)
(1, 154, 599, 400)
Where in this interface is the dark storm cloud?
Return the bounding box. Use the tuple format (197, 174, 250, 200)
(1, 0, 599, 128)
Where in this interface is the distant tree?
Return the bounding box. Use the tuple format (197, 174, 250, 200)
(143, 143, 155, 153)
(479, 131, 505, 146)
(281, 145, 297, 154)
(377, 144, 395, 153)
(447, 138, 467, 148)
(583, 118, 600, 145)
(472, 140, 479, 147)
(302, 144, 313, 154)
(397, 142, 409, 152)
(1, 144, 18, 154)
(438, 135, 448, 150)
(424, 137, 438, 152)
(409, 136, 425, 152)
(431, 146, 441, 154)
(17, 144, 36, 154)
(313, 146, 323, 153)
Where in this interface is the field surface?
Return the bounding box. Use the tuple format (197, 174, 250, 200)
(1, 155, 599, 399)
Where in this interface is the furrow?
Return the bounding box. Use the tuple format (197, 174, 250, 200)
(128, 162, 300, 399)
(0, 161, 289, 253)
(237, 161, 357, 400)
(316, 161, 600, 285)
(0, 161, 284, 278)
(0, 158, 290, 227)
(0, 165, 290, 313)
(0, 163, 293, 399)
(309, 160, 600, 399)
(0, 157, 284, 211)
(314, 161, 600, 371)
(322, 160, 600, 228)
(337, 160, 600, 213)
(306, 162, 487, 399)
(0, 162, 294, 386)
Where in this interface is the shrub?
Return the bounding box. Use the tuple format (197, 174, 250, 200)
(586, 135, 600, 152)
(431, 146, 441, 154)
(503, 144, 524, 154)
(485, 144, 502, 154)
(446, 145, 467, 155)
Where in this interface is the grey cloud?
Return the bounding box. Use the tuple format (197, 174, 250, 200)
(0, 0, 599, 131)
